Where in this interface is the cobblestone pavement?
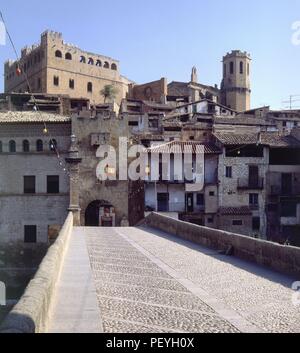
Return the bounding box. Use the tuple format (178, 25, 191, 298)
(115, 227, 300, 333)
(81, 225, 299, 333)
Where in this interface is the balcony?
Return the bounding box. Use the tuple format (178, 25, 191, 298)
(237, 178, 264, 190)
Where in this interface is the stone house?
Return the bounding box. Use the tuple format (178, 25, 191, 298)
(144, 140, 221, 227)
(0, 111, 71, 243)
(4, 31, 131, 105)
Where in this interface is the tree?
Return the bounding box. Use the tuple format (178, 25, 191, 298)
(100, 85, 118, 103)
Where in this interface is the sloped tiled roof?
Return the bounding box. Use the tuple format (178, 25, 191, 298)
(0, 111, 71, 123)
(219, 206, 252, 216)
(214, 132, 300, 148)
(214, 116, 275, 126)
(214, 132, 259, 145)
(146, 141, 221, 154)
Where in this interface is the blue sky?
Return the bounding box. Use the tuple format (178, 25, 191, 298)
(0, 0, 300, 109)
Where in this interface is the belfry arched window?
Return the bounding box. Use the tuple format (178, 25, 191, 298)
(240, 61, 244, 74)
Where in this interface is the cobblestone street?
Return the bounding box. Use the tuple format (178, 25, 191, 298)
(82, 226, 300, 333)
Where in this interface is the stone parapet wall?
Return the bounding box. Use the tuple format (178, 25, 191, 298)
(0, 212, 73, 333)
(143, 213, 300, 277)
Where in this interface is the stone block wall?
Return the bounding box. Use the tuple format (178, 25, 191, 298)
(144, 212, 300, 277)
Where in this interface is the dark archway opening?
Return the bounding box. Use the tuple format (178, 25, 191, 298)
(85, 200, 114, 227)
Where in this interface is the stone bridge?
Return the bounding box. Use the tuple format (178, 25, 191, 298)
(1, 213, 300, 333)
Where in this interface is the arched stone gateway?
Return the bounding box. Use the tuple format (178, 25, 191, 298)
(85, 200, 116, 227)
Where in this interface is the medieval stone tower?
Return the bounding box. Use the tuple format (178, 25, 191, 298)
(221, 50, 251, 112)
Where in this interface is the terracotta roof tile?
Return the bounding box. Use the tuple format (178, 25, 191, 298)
(219, 206, 252, 216)
(146, 141, 221, 154)
(214, 132, 300, 147)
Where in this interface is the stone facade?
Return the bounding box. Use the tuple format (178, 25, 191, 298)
(221, 50, 251, 112)
(127, 78, 168, 104)
(217, 151, 268, 238)
(71, 108, 144, 227)
(0, 120, 71, 243)
(4, 31, 131, 104)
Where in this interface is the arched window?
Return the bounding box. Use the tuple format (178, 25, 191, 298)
(23, 140, 30, 152)
(9, 140, 16, 153)
(223, 63, 226, 78)
(240, 61, 244, 74)
(55, 50, 62, 58)
(96, 60, 102, 67)
(111, 63, 117, 71)
(65, 52, 72, 60)
(230, 61, 234, 74)
(0, 141, 2, 153)
(80, 56, 86, 63)
(88, 58, 94, 65)
(104, 61, 109, 69)
(36, 139, 43, 152)
(87, 82, 93, 93)
(49, 139, 57, 151)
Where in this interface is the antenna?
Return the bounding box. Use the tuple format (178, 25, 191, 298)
(282, 95, 300, 110)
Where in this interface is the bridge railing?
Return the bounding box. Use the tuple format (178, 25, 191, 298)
(0, 212, 74, 333)
(144, 212, 300, 278)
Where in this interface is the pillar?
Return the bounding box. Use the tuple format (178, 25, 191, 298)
(65, 135, 82, 226)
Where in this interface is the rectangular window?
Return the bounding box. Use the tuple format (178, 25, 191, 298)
(232, 220, 243, 226)
(209, 191, 215, 196)
(196, 193, 204, 206)
(53, 76, 59, 86)
(24, 225, 37, 243)
(47, 175, 59, 194)
(225, 166, 232, 178)
(149, 119, 158, 129)
(128, 121, 139, 127)
(69, 79, 75, 89)
(281, 200, 297, 217)
(207, 217, 214, 224)
(24, 176, 36, 194)
(252, 217, 260, 231)
(249, 193, 259, 207)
